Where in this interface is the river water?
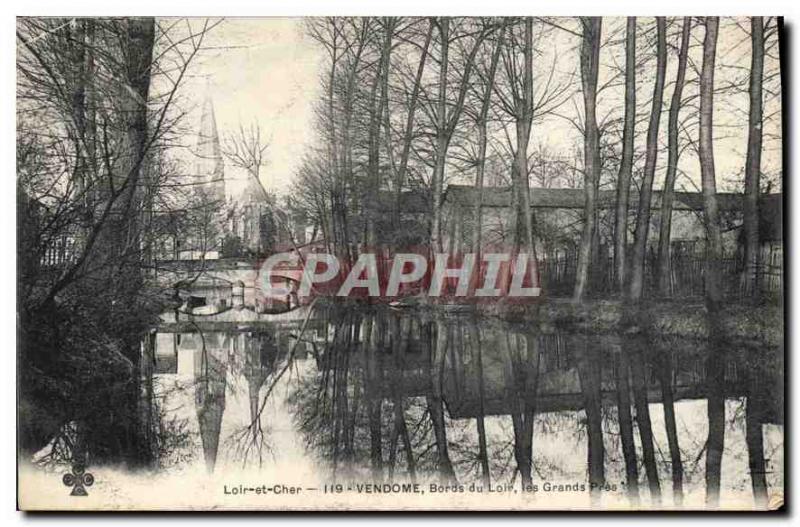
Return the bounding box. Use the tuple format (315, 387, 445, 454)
(149, 303, 783, 509)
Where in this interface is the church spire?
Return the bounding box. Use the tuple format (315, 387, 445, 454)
(195, 349, 226, 473)
(195, 88, 225, 201)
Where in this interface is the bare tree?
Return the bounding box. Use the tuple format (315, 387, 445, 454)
(222, 122, 269, 180)
(657, 17, 692, 296)
(471, 22, 505, 255)
(430, 18, 488, 252)
(17, 17, 218, 465)
(699, 17, 724, 312)
(389, 20, 434, 232)
(509, 18, 537, 256)
(613, 17, 637, 294)
(573, 17, 601, 301)
(627, 17, 667, 302)
(743, 17, 765, 297)
(365, 19, 396, 246)
(699, 16, 725, 508)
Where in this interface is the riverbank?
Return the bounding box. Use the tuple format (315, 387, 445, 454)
(477, 298, 783, 348)
(154, 295, 783, 349)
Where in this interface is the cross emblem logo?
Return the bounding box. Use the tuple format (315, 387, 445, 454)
(62, 464, 94, 496)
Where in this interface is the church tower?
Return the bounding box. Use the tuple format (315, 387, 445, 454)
(194, 93, 226, 203)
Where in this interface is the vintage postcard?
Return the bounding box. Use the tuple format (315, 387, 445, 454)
(16, 16, 784, 511)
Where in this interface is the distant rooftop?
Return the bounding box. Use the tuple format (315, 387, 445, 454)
(442, 184, 762, 211)
(378, 185, 782, 215)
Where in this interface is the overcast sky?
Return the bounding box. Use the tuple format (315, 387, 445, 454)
(174, 17, 781, 198)
(179, 18, 322, 197)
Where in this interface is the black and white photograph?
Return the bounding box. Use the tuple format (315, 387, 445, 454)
(13, 11, 785, 512)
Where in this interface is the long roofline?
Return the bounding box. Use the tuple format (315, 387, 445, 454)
(441, 184, 778, 212)
(373, 185, 781, 215)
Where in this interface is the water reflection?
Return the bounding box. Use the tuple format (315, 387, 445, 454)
(153, 305, 783, 508)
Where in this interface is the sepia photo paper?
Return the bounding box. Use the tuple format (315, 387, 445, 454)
(16, 15, 784, 511)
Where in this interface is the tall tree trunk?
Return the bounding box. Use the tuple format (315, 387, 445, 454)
(472, 25, 505, 256)
(469, 324, 491, 487)
(500, 333, 534, 488)
(432, 19, 487, 253)
(121, 17, 156, 467)
(392, 20, 433, 232)
(391, 316, 417, 482)
(66, 20, 88, 200)
(657, 350, 684, 505)
(744, 17, 765, 297)
(627, 17, 667, 301)
(336, 21, 369, 262)
(365, 316, 383, 478)
(513, 19, 537, 256)
(323, 24, 341, 252)
(746, 371, 769, 508)
(705, 319, 726, 508)
(699, 17, 724, 312)
(614, 17, 637, 293)
(83, 21, 97, 203)
(576, 337, 605, 502)
(629, 344, 662, 503)
(615, 345, 639, 503)
(657, 17, 691, 296)
(427, 320, 457, 483)
(574, 17, 602, 301)
(520, 334, 539, 491)
(366, 19, 394, 246)
(430, 18, 450, 253)
(344, 318, 360, 467)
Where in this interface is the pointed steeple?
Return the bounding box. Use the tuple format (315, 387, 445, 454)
(195, 348, 226, 473)
(195, 85, 225, 201)
(243, 332, 275, 429)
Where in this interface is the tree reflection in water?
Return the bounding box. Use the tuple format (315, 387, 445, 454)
(155, 304, 782, 509)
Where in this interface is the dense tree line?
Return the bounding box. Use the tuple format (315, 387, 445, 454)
(17, 17, 218, 467)
(292, 17, 781, 304)
(290, 16, 782, 506)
